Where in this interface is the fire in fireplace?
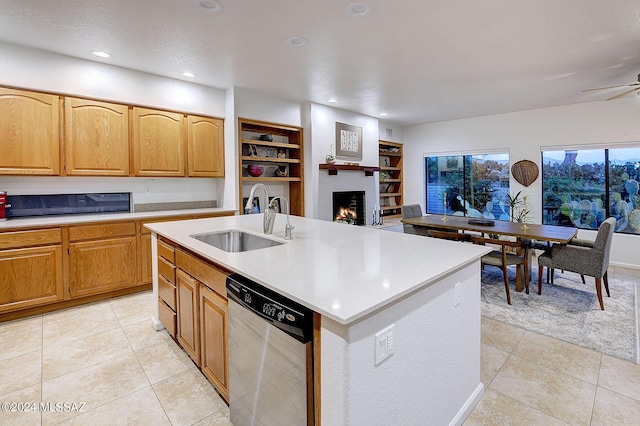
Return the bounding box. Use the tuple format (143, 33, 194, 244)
(332, 191, 365, 225)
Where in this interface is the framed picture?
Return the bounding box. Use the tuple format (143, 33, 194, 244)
(242, 196, 260, 214)
(268, 196, 282, 213)
(335, 122, 363, 161)
(249, 145, 258, 157)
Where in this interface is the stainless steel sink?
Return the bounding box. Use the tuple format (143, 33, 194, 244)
(190, 230, 284, 252)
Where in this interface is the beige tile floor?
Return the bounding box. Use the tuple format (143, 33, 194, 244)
(0, 291, 231, 426)
(0, 265, 638, 425)
(466, 265, 640, 426)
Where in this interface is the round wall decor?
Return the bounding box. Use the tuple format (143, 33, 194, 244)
(511, 159, 539, 187)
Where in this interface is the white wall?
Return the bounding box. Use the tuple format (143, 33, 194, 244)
(0, 41, 227, 207)
(403, 98, 640, 268)
(306, 103, 380, 222)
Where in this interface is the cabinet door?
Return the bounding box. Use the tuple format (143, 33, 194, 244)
(200, 283, 229, 401)
(132, 107, 185, 177)
(177, 269, 200, 365)
(68, 236, 137, 298)
(64, 97, 129, 176)
(187, 115, 224, 177)
(0, 245, 63, 312)
(140, 233, 153, 284)
(0, 88, 60, 175)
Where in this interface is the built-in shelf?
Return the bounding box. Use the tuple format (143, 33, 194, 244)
(319, 164, 380, 176)
(379, 141, 403, 219)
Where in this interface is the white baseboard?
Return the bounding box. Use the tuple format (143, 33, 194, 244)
(449, 382, 485, 426)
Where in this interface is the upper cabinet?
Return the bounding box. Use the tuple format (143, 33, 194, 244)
(64, 97, 130, 176)
(132, 107, 185, 177)
(187, 115, 225, 177)
(0, 86, 225, 178)
(0, 88, 61, 175)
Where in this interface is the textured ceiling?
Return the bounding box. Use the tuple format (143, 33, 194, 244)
(1, 0, 640, 125)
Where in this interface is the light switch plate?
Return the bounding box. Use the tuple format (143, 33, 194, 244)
(374, 324, 395, 366)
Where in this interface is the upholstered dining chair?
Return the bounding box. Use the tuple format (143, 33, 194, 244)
(470, 235, 528, 305)
(537, 217, 616, 310)
(401, 204, 430, 236)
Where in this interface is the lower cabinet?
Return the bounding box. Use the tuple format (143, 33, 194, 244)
(68, 223, 138, 298)
(0, 245, 64, 313)
(177, 269, 201, 364)
(175, 248, 229, 402)
(0, 228, 64, 313)
(200, 283, 229, 401)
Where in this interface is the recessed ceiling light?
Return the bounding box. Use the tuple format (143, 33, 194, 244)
(328, 98, 337, 103)
(287, 37, 307, 47)
(92, 51, 110, 58)
(379, 112, 388, 117)
(182, 72, 196, 78)
(195, 0, 222, 13)
(347, 3, 371, 16)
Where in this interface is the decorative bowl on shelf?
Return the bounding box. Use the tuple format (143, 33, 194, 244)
(247, 164, 264, 177)
(274, 165, 288, 177)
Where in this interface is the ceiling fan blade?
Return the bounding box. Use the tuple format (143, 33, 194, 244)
(605, 87, 639, 101)
(582, 82, 640, 92)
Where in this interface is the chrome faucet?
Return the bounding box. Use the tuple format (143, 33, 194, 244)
(269, 196, 295, 240)
(245, 183, 276, 234)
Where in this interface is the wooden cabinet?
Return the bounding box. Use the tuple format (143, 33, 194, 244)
(68, 222, 137, 298)
(379, 140, 404, 219)
(238, 118, 304, 216)
(132, 107, 185, 177)
(0, 88, 61, 175)
(64, 97, 129, 176)
(156, 237, 177, 337)
(177, 269, 201, 364)
(0, 229, 63, 312)
(188, 115, 225, 177)
(175, 248, 229, 400)
(200, 283, 229, 401)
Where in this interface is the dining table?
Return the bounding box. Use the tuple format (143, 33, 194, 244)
(401, 214, 578, 291)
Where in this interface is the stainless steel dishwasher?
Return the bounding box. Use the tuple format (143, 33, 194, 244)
(226, 274, 315, 425)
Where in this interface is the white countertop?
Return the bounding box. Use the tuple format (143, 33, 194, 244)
(146, 214, 491, 325)
(0, 208, 237, 230)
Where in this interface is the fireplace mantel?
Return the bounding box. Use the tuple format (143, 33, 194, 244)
(319, 164, 380, 176)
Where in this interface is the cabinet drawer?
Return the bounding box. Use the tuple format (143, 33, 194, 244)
(158, 256, 176, 283)
(176, 249, 227, 298)
(69, 222, 136, 241)
(158, 275, 176, 310)
(158, 299, 176, 337)
(0, 228, 62, 250)
(157, 239, 175, 263)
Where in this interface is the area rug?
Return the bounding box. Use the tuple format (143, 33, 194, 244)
(480, 267, 640, 364)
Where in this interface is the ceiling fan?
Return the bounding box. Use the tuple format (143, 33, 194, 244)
(582, 73, 640, 101)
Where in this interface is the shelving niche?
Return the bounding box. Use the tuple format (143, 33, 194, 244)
(238, 118, 304, 216)
(379, 140, 403, 219)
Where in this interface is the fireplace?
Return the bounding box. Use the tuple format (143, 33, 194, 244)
(332, 191, 366, 225)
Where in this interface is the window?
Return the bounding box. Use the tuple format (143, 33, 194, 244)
(425, 152, 510, 219)
(541, 146, 640, 235)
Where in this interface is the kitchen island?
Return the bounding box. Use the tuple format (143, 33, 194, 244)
(146, 213, 491, 425)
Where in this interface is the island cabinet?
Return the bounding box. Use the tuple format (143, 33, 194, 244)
(0, 229, 64, 313)
(174, 248, 229, 402)
(0, 87, 61, 175)
(68, 222, 138, 298)
(187, 115, 225, 177)
(132, 107, 186, 177)
(64, 97, 130, 176)
(156, 237, 177, 337)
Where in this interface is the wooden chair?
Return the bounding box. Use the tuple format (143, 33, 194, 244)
(470, 235, 528, 305)
(537, 217, 615, 310)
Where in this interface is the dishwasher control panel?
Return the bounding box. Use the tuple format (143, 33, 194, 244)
(226, 274, 314, 343)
